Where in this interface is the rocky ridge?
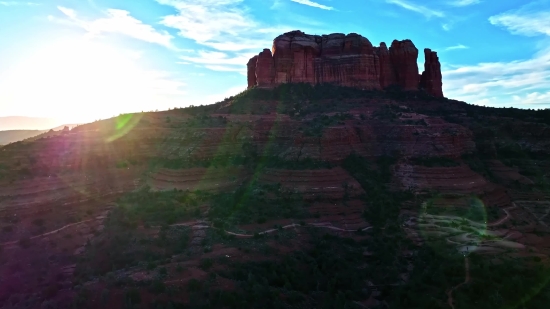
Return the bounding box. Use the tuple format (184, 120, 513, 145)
(247, 30, 444, 97)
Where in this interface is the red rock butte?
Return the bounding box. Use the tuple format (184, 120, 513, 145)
(247, 30, 443, 97)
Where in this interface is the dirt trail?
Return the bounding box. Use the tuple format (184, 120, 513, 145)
(189, 222, 373, 238)
(447, 257, 470, 309)
(444, 204, 516, 308)
(0, 219, 94, 248)
(487, 203, 516, 227)
(152, 220, 372, 238)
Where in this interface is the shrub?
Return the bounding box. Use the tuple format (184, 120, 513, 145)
(149, 280, 166, 294)
(158, 267, 167, 276)
(124, 288, 141, 307)
(188, 279, 202, 292)
(200, 258, 213, 271)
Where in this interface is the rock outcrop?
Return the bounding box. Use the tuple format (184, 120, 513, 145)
(419, 49, 443, 97)
(247, 30, 444, 97)
(389, 39, 419, 91)
(247, 56, 258, 89)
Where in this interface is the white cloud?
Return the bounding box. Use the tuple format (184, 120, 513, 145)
(156, 0, 259, 51)
(0, 1, 38, 6)
(54, 6, 176, 49)
(443, 47, 550, 105)
(156, 0, 322, 52)
(512, 91, 550, 104)
(445, 44, 469, 51)
(444, 2, 550, 107)
(179, 50, 256, 74)
(290, 0, 334, 10)
(448, 0, 480, 7)
(385, 0, 444, 18)
(489, 11, 550, 36)
(442, 23, 452, 31)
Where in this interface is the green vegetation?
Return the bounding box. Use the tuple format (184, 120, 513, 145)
(183, 115, 228, 128)
(171, 232, 374, 309)
(342, 154, 412, 229)
(211, 83, 445, 117)
(461, 154, 496, 182)
(208, 182, 306, 227)
(423, 197, 488, 223)
(373, 104, 400, 121)
(410, 156, 460, 167)
(301, 113, 353, 137)
(150, 154, 334, 170)
(116, 187, 208, 226)
(74, 218, 191, 277)
(49, 84, 550, 308)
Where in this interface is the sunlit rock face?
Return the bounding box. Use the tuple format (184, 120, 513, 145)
(247, 30, 444, 97)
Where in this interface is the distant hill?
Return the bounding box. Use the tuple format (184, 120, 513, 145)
(0, 124, 79, 145)
(0, 130, 47, 145)
(0, 116, 62, 131)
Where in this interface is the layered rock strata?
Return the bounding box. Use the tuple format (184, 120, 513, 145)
(247, 30, 444, 97)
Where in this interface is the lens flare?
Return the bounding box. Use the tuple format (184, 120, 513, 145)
(417, 196, 490, 256)
(106, 113, 143, 143)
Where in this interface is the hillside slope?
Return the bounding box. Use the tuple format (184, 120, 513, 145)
(1, 84, 550, 309)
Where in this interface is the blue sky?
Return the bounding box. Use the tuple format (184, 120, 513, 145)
(0, 0, 549, 124)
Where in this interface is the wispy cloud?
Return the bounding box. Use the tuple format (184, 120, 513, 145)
(444, 2, 550, 107)
(52, 6, 176, 49)
(156, 0, 260, 51)
(513, 91, 550, 104)
(385, 0, 444, 18)
(445, 44, 469, 51)
(448, 0, 480, 7)
(290, 0, 334, 10)
(155, 0, 325, 74)
(489, 11, 550, 36)
(156, 0, 325, 51)
(444, 47, 550, 105)
(0, 1, 38, 6)
(179, 50, 257, 74)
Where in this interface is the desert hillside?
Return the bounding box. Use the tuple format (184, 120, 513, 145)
(1, 81, 550, 308)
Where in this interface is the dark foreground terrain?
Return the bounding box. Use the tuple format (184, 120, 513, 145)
(2, 84, 550, 308)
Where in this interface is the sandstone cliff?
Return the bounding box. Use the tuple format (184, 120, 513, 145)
(247, 30, 444, 97)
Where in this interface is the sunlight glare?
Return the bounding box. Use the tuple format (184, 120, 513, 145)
(2, 37, 181, 124)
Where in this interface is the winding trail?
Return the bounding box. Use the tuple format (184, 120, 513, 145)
(487, 203, 516, 227)
(444, 203, 517, 308)
(447, 257, 470, 309)
(0, 219, 94, 248)
(222, 223, 373, 238)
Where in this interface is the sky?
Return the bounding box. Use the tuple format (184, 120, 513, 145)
(0, 0, 549, 124)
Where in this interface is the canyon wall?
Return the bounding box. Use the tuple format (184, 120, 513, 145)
(247, 30, 443, 97)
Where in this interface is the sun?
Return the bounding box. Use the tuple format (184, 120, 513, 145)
(3, 37, 170, 124)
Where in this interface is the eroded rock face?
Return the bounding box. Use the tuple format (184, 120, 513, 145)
(389, 40, 419, 91)
(377, 42, 396, 89)
(256, 49, 275, 87)
(419, 49, 443, 97)
(247, 56, 258, 89)
(247, 30, 443, 96)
